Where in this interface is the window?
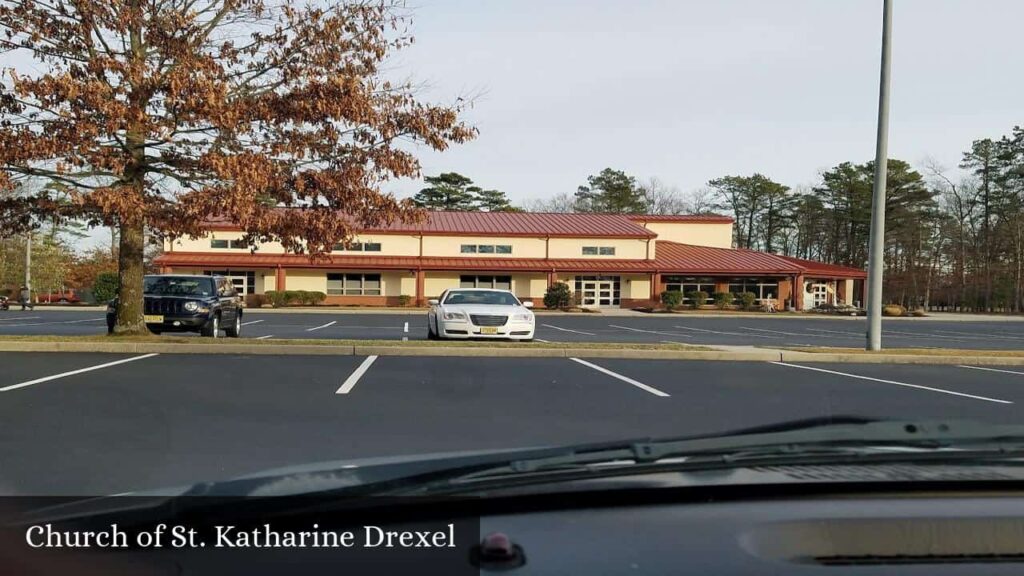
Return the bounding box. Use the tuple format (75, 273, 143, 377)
(599, 247, 616, 255)
(663, 276, 716, 303)
(582, 246, 616, 256)
(727, 278, 780, 301)
(332, 242, 382, 252)
(326, 273, 381, 296)
(460, 275, 512, 290)
(209, 239, 247, 249)
(582, 246, 598, 255)
(461, 244, 512, 255)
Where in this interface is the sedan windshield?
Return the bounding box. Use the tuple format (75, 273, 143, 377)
(143, 277, 215, 297)
(443, 290, 521, 306)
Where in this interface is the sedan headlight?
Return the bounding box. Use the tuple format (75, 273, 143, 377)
(513, 313, 534, 322)
(183, 301, 200, 312)
(443, 310, 467, 321)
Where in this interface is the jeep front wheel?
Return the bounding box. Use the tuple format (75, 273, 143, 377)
(201, 314, 220, 338)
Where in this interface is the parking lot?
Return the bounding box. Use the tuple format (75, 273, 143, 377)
(2, 308, 1024, 349)
(1, 351, 1022, 495)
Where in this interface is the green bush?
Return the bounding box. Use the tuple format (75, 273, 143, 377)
(265, 290, 291, 308)
(739, 291, 757, 311)
(685, 290, 708, 310)
(92, 272, 119, 303)
(397, 294, 412, 307)
(543, 281, 573, 309)
(713, 291, 732, 310)
(660, 290, 683, 311)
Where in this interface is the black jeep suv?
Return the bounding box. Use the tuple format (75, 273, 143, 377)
(106, 274, 244, 337)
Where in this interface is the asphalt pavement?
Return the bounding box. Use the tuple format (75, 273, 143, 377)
(3, 308, 1024, 349)
(1, 351, 1022, 495)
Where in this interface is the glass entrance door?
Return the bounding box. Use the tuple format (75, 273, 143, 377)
(811, 283, 829, 307)
(575, 276, 621, 308)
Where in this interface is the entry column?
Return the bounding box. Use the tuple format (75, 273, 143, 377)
(415, 269, 425, 306)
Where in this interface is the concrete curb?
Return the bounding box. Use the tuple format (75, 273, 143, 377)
(1, 340, 1022, 365)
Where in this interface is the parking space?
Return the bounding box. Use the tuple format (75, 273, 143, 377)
(4, 309, 1024, 349)
(0, 351, 1021, 495)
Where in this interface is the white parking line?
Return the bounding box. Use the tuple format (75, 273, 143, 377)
(306, 320, 337, 332)
(402, 322, 409, 341)
(240, 319, 264, 326)
(255, 335, 274, 340)
(569, 358, 670, 397)
(535, 338, 551, 343)
(959, 365, 1024, 376)
(936, 330, 1024, 341)
(336, 355, 378, 394)
(805, 327, 863, 336)
(1, 354, 160, 392)
(0, 316, 40, 322)
(769, 362, 1012, 404)
(609, 324, 693, 338)
(673, 325, 780, 338)
(57, 317, 107, 324)
(542, 323, 595, 336)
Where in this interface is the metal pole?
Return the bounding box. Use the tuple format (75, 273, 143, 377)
(25, 231, 32, 305)
(866, 0, 893, 350)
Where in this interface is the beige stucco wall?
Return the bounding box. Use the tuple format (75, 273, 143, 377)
(421, 236, 546, 258)
(424, 273, 461, 297)
(547, 238, 648, 260)
(625, 275, 651, 300)
(509, 274, 547, 298)
(399, 275, 417, 297)
(642, 222, 733, 248)
(284, 270, 327, 292)
(167, 231, 421, 257)
(843, 278, 855, 305)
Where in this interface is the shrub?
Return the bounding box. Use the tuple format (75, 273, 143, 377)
(713, 291, 732, 310)
(397, 294, 412, 307)
(265, 290, 291, 308)
(245, 294, 267, 308)
(92, 272, 119, 303)
(660, 290, 683, 311)
(685, 290, 708, 310)
(543, 281, 573, 309)
(739, 291, 757, 311)
(883, 304, 906, 317)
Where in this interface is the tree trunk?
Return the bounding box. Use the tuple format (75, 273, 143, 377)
(114, 220, 146, 334)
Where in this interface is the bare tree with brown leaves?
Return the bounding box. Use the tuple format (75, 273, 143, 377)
(0, 0, 475, 333)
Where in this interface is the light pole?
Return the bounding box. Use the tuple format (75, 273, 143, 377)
(866, 0, 893, 350)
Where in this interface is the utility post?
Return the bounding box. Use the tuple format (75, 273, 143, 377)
(866, 0, 893, 350)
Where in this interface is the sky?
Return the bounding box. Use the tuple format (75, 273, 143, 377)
(6, 0, 1023, 249)
(384, 0, 1024, 202)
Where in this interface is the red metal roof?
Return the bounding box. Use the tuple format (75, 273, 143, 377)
(204, 210, 657, 239)
(156, 243, 865, 278)
(628, 214, 734, 223)
(775, 255, 867, 278)
(651, 242, 805, 275)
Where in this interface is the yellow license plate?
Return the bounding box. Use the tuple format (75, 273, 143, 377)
(144, 315, 164, 323)
(479, 327, 498, 335)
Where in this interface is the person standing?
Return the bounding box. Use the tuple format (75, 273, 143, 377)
(19, 286, 33, 311)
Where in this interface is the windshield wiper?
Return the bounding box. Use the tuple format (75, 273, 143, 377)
(389, 418, 1024, 494)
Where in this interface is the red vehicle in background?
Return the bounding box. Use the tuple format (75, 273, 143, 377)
(36, 289, 81, 304)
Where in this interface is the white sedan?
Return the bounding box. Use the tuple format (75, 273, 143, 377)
(427, 288, 535, 341)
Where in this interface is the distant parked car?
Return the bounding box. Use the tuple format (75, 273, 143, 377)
(106, 274, 243, 337)
(37, 289, 81, 304)
(0, 295, 8, 311)
(427, 288, 535, 341)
